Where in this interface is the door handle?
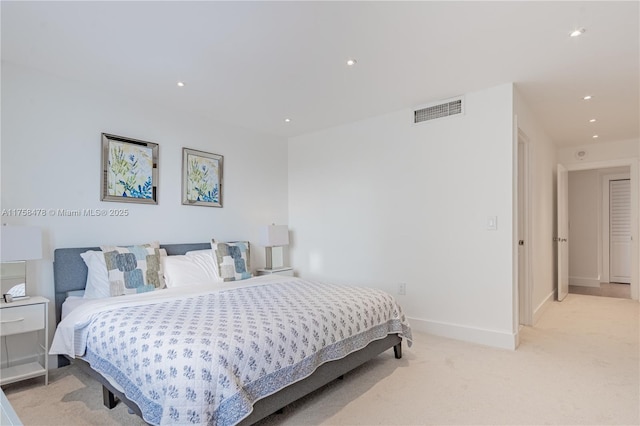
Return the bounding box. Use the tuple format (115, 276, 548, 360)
(0, 317, 25, 324)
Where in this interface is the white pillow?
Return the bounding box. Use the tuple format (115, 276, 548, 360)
(80, 250, 110, 299)
(185, 249, 221, 280)
(81, 248, 168, 298)
(162, 254, 221, 288)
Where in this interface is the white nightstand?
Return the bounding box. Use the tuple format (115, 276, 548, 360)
(256, 267, 294, 277)
(0, 296, 49, 386)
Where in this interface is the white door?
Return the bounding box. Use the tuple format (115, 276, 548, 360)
(517, 136, 530, 325)
(610, 179, 631, 283)
(557, 164, 569, 301)
(518, 144, 525, 323)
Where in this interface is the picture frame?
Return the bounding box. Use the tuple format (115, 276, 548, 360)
(101, 133, 158, 204)
(182, 148, 223, 208)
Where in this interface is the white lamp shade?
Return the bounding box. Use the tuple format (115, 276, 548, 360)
(1, 226, 43, 261)
(260, 225, 289, 247)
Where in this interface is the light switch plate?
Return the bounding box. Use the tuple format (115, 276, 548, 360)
(487, 216, 497, 230)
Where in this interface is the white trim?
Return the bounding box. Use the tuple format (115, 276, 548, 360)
(565, 158, 634, 171)
(408, 316, 517, 350)
(568, 276, 601, 288)
(533, 290, 554, 325)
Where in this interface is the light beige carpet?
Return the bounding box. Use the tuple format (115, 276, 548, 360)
(4, 293, 639, 425)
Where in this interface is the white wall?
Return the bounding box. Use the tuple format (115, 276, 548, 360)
(568, 170, 600, 286)
(289, 84, 516, 349)
(1, 62, 289, 353)
(513, 87, 557, 323)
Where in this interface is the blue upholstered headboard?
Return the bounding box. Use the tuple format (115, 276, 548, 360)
(53, 243, 210, 324)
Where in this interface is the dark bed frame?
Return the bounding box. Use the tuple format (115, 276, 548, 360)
(53, 243, 403, 425)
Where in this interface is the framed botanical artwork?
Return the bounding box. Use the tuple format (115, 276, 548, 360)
(182, 148, 223, 207)
(101, 133, 158, 204)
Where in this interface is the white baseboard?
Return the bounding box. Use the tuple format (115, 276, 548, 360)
(407, 316, 517, 350)
(533, 290, 554, 325)
(569, 276, 600, 288)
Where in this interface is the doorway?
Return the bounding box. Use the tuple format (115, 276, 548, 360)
(565, 165, 634, 300)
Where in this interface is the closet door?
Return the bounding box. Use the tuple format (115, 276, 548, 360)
(610, 179, 631, 284)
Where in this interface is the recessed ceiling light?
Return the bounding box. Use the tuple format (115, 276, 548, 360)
(589, 118, 596, 123)
(346, 59, 357, 66)
(583, 95, 592, 100)
(570, 28, 586, 37)
(284, 118, 291, 123)
(177, 81, 185, 87)
(592, 135, 599, 139)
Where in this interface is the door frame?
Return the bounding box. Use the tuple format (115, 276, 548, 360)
(564, 158, 639, 300)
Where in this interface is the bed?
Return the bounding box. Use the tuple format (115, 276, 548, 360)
(51, 243, 412, 425)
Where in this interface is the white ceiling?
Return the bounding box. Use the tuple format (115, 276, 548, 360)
(2, 1, 638, 147)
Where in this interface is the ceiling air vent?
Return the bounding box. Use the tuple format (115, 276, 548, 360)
(414, 96, 464, 124)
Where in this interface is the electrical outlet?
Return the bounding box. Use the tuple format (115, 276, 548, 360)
(398, 283, 406, 295)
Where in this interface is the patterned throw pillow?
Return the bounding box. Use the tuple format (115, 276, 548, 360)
(100, 243, 165, 296)
(211, 240, 251, 281)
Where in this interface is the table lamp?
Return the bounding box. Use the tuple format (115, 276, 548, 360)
(259, 224, 289, 270)
(1, 225, 43, 300)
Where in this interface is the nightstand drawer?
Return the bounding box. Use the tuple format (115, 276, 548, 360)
(0, 304, 44, 336)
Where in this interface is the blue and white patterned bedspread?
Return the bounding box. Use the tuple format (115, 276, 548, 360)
(52, 277, 412, 425)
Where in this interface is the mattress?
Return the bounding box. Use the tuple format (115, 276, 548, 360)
(61, 295, 90, 320)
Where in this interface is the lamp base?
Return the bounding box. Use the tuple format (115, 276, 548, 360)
(265, 246, 285, 270)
